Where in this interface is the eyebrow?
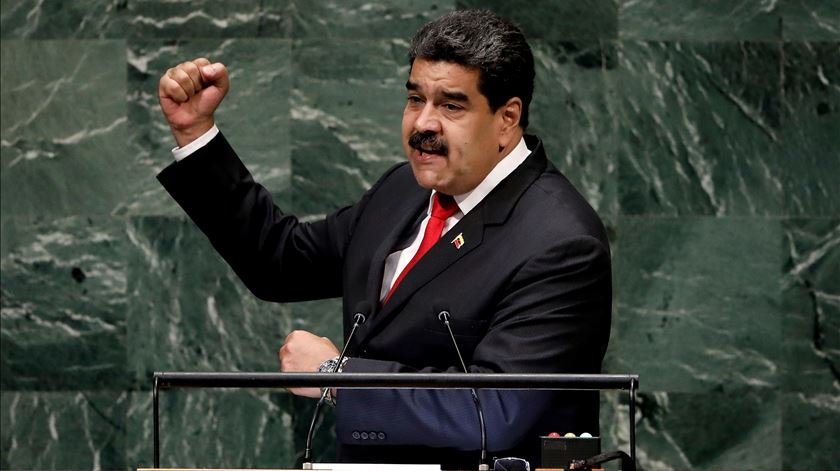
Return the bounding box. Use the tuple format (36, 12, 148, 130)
(405, 80, 470, 103)
(441, 90, 469, 102)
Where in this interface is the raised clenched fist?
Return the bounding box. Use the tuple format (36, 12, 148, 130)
(158, 57, 230, 147)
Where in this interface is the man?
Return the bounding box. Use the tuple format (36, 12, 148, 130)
(157, 10, 611, 469)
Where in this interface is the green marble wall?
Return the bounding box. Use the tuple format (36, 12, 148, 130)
(1, 1, 837, 470)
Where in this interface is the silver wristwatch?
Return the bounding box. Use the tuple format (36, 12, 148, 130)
(318, 356, 350, 406)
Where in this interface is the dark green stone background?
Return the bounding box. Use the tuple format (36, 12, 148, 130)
(1, 1, 837, 470)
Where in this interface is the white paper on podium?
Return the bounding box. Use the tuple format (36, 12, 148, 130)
(312, 464, 440, 471)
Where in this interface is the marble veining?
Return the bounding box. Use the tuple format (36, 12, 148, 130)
(602, 390, 782, 470)
(1, 217, 128, 390)
(124, 216, 294, 388)
(782, 219, 840, 393)
(611, 41, 782, 216)
(613, 217, 781, 392)
(529, 40, 617, 218)
(126, 389, 336, 468)
(619, 0, 781, 40)
(1, 391, 127, 470)
(780, 42, 840, 216)
(1, 40, 129, 220)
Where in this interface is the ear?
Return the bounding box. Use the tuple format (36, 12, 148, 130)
(496, 97, 523, 149)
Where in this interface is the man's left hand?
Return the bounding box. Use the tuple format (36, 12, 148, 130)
(279, 330, 340, 398)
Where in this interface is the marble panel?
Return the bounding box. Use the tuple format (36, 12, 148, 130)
(289, 297, 344, 346)
(0, 0, 127, 38)
(601, 389, 780, 470)
(780, 0, 840, 40)
(610, 42, 782, 216)
(1, 40, 129, 219)
(290, 39, 407, 216)
(126, 390, 332, 469)
(780, 42, 840, 216)
(618, 0, 781, 40)
(123, 38, 291, 216)
(1, 216, 129, 390)
(456, 0, 618, 40)
(781, 218, 840, 393)
(782, 392, 840, 470)
(613, 217, 781, 393)
(124, 0, 291, 38)
(529, 40, 618, 218)
(0, 390, 127, 470)
(125, 216, 293, 389)
(290, 0, 455, 39)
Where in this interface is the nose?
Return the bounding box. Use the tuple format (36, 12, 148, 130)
(413, 102, 442, 134)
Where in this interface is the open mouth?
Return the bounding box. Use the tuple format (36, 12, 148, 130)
(418, 147, 444, 155)
(413, 146, 448, 161)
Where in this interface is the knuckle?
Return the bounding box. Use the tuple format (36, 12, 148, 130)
(163, 82, 180, 96)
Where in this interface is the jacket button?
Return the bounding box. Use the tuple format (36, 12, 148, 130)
(360, 432, 369, 440)
(352, 431, 360, 440)
(368, 431, 377, 440)
(378, 432, 386, 440)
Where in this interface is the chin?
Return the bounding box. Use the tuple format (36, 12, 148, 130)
(410, 167, 445, 191)
(411, 172, 438, 190)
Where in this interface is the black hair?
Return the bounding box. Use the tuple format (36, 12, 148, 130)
(408, 9, 535, 129)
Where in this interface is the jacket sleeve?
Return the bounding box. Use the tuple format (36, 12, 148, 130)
(335, 234, 612, 451)
(157, 132, 397, 302)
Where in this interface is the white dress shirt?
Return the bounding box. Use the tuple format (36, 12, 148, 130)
(171, 125, 220, 161)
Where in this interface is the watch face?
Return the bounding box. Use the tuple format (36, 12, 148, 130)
(319, 358, 338, 373)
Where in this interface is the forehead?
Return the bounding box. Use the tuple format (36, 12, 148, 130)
(407, 58, 482, 94)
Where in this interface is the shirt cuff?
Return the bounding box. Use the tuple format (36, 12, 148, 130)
(171, 125, 220, 161)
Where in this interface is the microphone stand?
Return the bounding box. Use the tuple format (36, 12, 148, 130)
(301, 312, 367, 469)
(439, 310, 490, 471)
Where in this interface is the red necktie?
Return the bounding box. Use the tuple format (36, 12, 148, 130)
(383, 193, 459, 304)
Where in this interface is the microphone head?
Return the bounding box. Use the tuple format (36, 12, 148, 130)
(352, 301, 371, 323)
(432, 299, 451, 323)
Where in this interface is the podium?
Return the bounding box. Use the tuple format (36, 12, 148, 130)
(150, 372, 639, 470)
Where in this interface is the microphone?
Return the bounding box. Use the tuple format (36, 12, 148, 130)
(436, 306, 489, 471)
(301, 301, 370, 469)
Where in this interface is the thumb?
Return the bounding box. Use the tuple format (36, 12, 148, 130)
(200, 62, 230, 93)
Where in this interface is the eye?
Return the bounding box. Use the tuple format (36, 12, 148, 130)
(443, 103, 462, 112)
(407, 95, 423, 104)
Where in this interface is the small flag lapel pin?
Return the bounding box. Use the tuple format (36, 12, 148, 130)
(451, 233, 465, 249)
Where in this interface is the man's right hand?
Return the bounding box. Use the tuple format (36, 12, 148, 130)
(158, 57, 230, 148)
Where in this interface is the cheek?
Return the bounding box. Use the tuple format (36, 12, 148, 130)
(401, 113, 411, 136)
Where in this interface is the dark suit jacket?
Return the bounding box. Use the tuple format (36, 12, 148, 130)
(158, 133, 612, 469)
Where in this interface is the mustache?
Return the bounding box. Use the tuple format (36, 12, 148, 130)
(408, 131, 448, 156)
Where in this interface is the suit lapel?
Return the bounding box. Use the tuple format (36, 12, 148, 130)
(360, 187, 430, 316)
(372, 207, 486, 323)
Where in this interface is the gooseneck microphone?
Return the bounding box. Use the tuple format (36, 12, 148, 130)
(437, 308, 490, 471)
(301, 301, 370, 469)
